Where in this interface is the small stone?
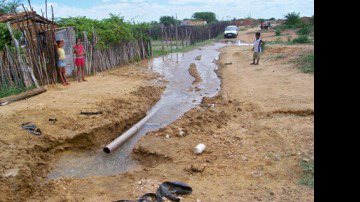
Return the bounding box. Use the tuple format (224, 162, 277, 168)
(2, 168, 19, 177)
(190, 164, 206, 172)
(165, 134, 170, 139)
(251, 171, 262, 178)
(302, 158, 310, 162)
(138, 181, 142, 185)
(274, 154, 281, 161)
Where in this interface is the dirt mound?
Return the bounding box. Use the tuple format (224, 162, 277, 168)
(188, 63, 202, 85)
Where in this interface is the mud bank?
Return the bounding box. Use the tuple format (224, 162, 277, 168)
(0, 64, 164, 201)
(188, 63, 202, 85)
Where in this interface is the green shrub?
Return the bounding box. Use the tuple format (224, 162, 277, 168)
(56, 14, 149, 48)
(296, 52, 314, 73)
(297, 25, 311, 35)
(293, 35, 310, 44)
(275, 37, 282, 43)
(275, 28, 281, 36)
(0, 22, 21, 51)
(284, 12, 301, 27)
(299, 161, 314, 187)
(0, 85, 36, 98)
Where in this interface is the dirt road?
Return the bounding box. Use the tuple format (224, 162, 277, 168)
(1, 27, 314, 202)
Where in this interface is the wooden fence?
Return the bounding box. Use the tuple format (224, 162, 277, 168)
(147, 21, 230, 51)
(1, 20, 151, 94)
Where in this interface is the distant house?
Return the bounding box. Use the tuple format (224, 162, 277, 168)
(0, 11, 58, 48)
(180, 20, 207, 26)
(235, 19, 260, 27)
(275, 19, 285, 25)
(301, 16, 312, 24)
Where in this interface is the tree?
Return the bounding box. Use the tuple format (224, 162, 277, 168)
(56, 14, 143, 47)
(0, 0, 21, 14)
(159, 16, 178, 26)
(192, 12, 217, 23)
(284, 12, 301, 27)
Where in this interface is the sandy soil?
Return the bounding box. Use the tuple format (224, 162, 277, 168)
(0, 62, 164, 201)
(1, 27, 314, 202)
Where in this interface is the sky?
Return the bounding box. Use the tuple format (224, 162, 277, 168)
(28, 0, 314, 22)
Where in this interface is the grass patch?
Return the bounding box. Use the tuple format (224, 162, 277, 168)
(297, 26, 312, 35)
(299, 160, 314, 188)
(275, 28, 281, 36)
(296, 51, 314, 73)
(293, 35, 311, 44)
(0, 85, 36, 98)
(274, 54, 286, 60)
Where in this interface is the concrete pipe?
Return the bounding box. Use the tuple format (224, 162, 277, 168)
(103, 108, 159, 153)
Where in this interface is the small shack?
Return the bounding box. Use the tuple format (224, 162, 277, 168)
(0, 11, 76, 76)
(0, 11, 58, 48)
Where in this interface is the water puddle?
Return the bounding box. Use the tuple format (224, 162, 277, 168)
(47, 43, 226, 179)
(235, 40, 253, 46)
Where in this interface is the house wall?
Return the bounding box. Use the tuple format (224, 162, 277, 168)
(55, 27, 76, 76)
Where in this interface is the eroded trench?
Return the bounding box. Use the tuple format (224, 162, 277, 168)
(47, 42, 227, 179)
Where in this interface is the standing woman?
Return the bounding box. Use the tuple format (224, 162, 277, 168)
(73, 38, 86, 82)
(56, 40, 70, 86)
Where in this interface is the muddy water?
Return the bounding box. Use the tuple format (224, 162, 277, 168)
(48, 43, 226, 179)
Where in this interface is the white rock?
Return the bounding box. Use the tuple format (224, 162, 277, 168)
(194, 144, 206, 154)
(2, 168, 19, 177)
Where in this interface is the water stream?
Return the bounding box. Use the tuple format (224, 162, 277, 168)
(48, 42, 226, 179)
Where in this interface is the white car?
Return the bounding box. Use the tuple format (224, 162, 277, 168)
(224, 25, 239, 38)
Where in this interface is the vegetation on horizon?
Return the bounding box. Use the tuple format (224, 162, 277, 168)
(159, 16, 179, 26)
(56, 14, 150, 47)
(192, 12, 217, 23)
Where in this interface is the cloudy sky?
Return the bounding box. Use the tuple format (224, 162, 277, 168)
(29, 0, 314, 22)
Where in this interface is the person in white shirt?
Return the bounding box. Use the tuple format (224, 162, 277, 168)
(251, 32, 265, 65)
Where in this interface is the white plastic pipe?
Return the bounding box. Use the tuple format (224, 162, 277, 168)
(103, 108, 159, 153)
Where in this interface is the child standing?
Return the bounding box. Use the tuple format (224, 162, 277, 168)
(73, 38, 86, 82)
(251, 32, 265, 65)
(56, 40, 70, 86)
